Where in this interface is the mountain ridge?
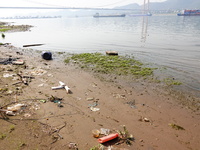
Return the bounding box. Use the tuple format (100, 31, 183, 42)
(117, 0, 200, 10)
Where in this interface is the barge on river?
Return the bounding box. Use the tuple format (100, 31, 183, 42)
(93, 13, 126, 18)
(177, 10, 200, 16)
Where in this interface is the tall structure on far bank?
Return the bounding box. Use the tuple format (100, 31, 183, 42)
(143, 0, 150, 14)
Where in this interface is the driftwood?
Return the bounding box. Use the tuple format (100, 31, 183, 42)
(39, 121, 66, 144)
(23, 44, 44, 47)
(16, 73, 35, 85)
(0, 109, 9, 119)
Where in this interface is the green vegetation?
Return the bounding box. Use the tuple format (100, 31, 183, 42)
(117, 125, 134, 146)
(90, 144, 102, 150)
(9, 125, 15, 133)
(164, 78, 182, 86)
(0, 28, 10, 32)
(65, 53, 155, 77)
(0, 133, 7, 140)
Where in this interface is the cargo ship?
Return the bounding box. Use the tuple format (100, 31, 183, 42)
(93, 13, 126, 18)
(177, 10, 200, 16)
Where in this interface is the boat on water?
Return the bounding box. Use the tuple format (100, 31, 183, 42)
(93, 13, 126, 18)
(177, 10, 200, 16)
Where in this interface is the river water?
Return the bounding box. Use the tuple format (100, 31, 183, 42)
(1, 15, 200, 94)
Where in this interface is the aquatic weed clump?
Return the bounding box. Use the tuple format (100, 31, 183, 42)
(67, 53, 155, 77)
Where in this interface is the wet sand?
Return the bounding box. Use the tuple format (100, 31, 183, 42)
(0, 45, 200, 150)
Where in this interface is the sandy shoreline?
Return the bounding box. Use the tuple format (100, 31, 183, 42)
(0, 45, 200, 150)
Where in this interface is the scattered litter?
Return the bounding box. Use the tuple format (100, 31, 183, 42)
(15, 73, 34, 85)
(143, 118, 150, 122)
(7, 103, 26, 112)
(51, 81, 65, 90)
(48, 95, 63, 107)
(88, 101, 98, 107)
(30, 68, 47, 76)
(126, 100, 136, 108)
(64, 86, 70, 93)
(38, 83, 45, 87)
(30, 103, 40, 111)
(98, 133, 119, 143)
(23, 113, 31, 118)
(6, 110, 15, 116)
(47, 74, 53, 77)
(100, 128, 110, 136)
(92, 129, 100, 138)
(90, 107, 100, 112)
(39, 99, 46, 103)
(57, 101, 63, 107)
(169, 123, 185, 130)
(49, 96, 63, 102)
(41, 51, 52, 60)
(3, 73, 15, 78)
(0, 57, 18, 65)
(138, 117, 150, 122)
(87, 97, 94, 101)
(113, 93, 126, 99)
(51, 81, 71, 93)
(116, 125, 134, 146)
(12, 59, 24, 65)
(68, 142, 78, 149)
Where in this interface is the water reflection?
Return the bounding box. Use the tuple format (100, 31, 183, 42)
(141, 16, 149, 45)
(2, 16, 200, 94)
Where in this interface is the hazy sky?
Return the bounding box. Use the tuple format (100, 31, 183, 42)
(0, 0, 166, 17)
(1, 0, 166, 7)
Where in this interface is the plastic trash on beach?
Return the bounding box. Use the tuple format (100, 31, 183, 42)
(3, 73, 15, 78)
(90, 107, 100, 112)
(100, 128, 110, 136)
(92, 129, 100, 138)
(6, 110, 15, 116)
(51, 81, 71, 93)
(7, 103, 26, 112)
(98, 133, 119, 143)
(30, 68, 47, 76)
(12, 59, 24, 65)
(51, 81, 66, 90)
(64, 85, 70, 93)
(68, 142, 78, 149)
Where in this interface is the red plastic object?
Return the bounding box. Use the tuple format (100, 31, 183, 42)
(98, 133, 119, 143)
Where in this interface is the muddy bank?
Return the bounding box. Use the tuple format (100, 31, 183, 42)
(0, 45, 200, 150)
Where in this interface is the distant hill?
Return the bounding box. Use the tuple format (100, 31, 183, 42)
(150, 0, 200, 10)
(116, 0, 200, 10)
